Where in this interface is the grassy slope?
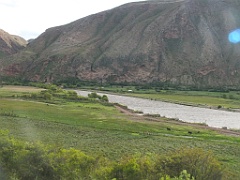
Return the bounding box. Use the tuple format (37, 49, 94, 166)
(0, 86, 240, 178)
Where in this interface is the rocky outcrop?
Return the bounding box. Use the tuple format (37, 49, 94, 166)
(1, 0, 240, 88)
(0, 29, 27, 57)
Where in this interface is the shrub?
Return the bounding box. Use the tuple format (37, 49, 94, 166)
(101, 95, 109, 102)
(228, 94, 234, 99)
(155, 148, 225, 180)
(0, 131, 96, 179)
(112, 157, 141, 179)
(222, 94, 227, 99)
(66, 90, 78, 99)
(0, 134, 54, 179)
(0, 131, 228, 180)
(48, 148, 96, 179)
(43, 92, 52, 100)
(88, 92, 101, 99)
(88, 92, 109, 102)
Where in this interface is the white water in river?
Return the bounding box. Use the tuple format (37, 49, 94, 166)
(76, 90, 240, 129)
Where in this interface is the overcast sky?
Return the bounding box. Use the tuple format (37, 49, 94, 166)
(0, 0, 146, 40)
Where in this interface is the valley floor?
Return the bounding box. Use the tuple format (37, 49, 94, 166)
(0, 85, 240, 179)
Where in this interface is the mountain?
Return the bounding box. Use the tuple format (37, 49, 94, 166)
(1, 0, 240, 88)
(0, 29, 27, 57)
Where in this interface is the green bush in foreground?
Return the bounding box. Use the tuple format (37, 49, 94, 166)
(0, 130, 228, 180)
(155, 148, 224, 180)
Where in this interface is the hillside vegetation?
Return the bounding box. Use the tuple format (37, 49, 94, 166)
(1, 0, 240, 88)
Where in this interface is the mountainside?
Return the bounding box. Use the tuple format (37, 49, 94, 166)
(1, 0, 240, 88)
(0, 29, 27, 57)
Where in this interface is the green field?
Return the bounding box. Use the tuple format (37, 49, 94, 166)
(127, 91, 240, 110)
(84, 86, 240, 110)
(0, 85, 240, 179)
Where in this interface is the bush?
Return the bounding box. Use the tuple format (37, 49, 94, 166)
(156, 148, 225, 180)
(66, 90, 78, 99)
(48, 148, 96, 179)
(228, 94, 235, 99)
(88, 92, 109, 102)
(0, 131, 96, 179)
(222, 94, 227, 99)
(161, 170, 195, 180)
(88, 92, 101, 99)
(0, 131, 228, 180)
(43, 92, 52, 100)
(0, 134, 54, 179)
(101, 95, 109, 102)
(110, 157, 141, 180)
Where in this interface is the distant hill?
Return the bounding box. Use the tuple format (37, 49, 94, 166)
(0, 29, 27, 57)
(1, 0, 240, 88)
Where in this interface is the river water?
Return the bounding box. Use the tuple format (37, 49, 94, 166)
(76, 90, 240, 129)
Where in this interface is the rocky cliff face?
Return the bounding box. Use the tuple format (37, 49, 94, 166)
(2, 0, 240, 88)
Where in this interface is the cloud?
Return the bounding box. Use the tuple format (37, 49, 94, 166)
(0, 0, 17, 7)
(18, 31, 41, 40)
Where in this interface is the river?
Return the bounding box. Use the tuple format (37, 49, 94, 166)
(76, 90, 240, 129)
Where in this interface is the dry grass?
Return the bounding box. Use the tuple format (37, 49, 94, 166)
(1, 85, 44, 92)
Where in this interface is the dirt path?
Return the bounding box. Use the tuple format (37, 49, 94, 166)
(115, 104, 240, 137)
